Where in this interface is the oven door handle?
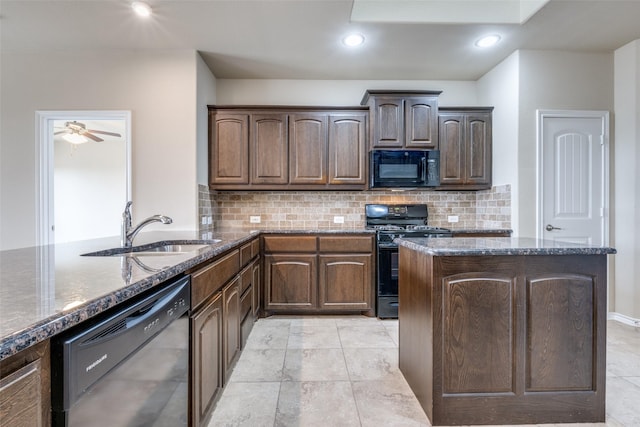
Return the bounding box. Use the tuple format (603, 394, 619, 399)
(377, 243, 398, 249)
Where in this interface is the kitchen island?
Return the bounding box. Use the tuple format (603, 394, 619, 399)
(396, 237, 616, 426)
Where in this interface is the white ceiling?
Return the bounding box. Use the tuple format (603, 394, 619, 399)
(2, 0, 640, 80)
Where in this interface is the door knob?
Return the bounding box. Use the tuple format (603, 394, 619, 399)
(545, 224, 562, 231)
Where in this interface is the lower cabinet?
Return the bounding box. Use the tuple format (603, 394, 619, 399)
(319, 254, 372, 310)
(240, 259, 259, 348)
(191, 293, 223, 427)
(264, 254, 318, 311)
(263, 234, 374, 315)
(222, 277, 241, 383)
(189, 238, 260, 427)
(0, 340, 50, 427)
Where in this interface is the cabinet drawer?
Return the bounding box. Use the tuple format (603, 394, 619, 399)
(240, 242, 252, 267)
(191, 250, 240, 309)
(251, 238, 260, 258)
(319, 235, 373, 253)
(0, 359, 42, 427)
(263, 235, 317, 252)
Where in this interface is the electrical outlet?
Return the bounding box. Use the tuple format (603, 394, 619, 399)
(249, 215, 261, 224)
(201, 216, 207, 225)
(207, 216, 212, 225)
(448, 215, 459, 223)
(333, 216, 345, 224)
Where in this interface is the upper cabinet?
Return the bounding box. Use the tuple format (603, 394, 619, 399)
(209, 113, 250, 185)
(209, 107, 367, 190)
(252, 113, 289, 184)
(361, 90, 441, 150)
(438, 107, 493, 190)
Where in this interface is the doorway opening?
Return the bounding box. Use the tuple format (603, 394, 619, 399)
(36, 111, 131, 246)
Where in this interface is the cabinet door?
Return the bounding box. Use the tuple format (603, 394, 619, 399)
(405, 97, 438, 149)
(222, 277, 241, 382)
(466, 113, 492, 186)
(210, 113, 249, 185)
(289, 113, 328, 184)
(439, 110, 492, 189)
(328, 113, 367, 186)
(264, 254, 317, 311)
(371, 97, 404, 148)
(252, 113, 288, 184)
(318, 254, 372, 310)
(239, 264, 254, 349)
(252, 259, 261, 318)
(191, 293, 223, 427)
(438, 113, 465, 185)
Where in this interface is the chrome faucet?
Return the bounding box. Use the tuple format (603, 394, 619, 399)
(121, 201, 173, 248)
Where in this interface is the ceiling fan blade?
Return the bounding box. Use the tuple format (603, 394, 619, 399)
(83, 132, 104, 142)
(54, 130, 71, 135)
(86, 129, 122, 137)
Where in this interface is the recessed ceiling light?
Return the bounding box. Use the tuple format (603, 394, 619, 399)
(475, 34, 501, 48)
(131, 1, 152, 18)
(342, 33, 365, 47)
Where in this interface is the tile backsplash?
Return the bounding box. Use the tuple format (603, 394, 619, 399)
(199, 184, 511, 231)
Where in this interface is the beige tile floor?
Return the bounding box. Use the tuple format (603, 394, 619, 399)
(208, 317, 640, 427)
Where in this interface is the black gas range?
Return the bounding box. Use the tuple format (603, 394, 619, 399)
(365, 204, 452, 318)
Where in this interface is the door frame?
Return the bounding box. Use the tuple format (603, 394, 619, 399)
(536, 109, 610, 244)
(35, 110, 132, 246)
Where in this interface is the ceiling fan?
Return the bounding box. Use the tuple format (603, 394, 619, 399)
(54, 121, 122, 144)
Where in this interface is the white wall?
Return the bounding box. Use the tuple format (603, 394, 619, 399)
(516, 50, 614, 238)
(0, 49, 200, 250)
(216, 79, 478, 106)
(614, 40, 640, 320)
(196, 54, 218, 185)
(54, 133, 126, 243)
(477, 51, 520, 234)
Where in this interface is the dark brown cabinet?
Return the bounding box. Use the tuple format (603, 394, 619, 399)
(289, 113, 327, 184)
(329, 113, 367, 185)
(188, 237, 260, 427)
(251, 259, 261, 319)
(361, 90, 441, 149)
(0, 341, 50, 427)
(438, 107, 493, 190)
(239, 260, 259, 348)
(209, 113, 249, 185)
(263, 234, 374, 315)
(399, 248, 607, 426)
(318, 254, 372, 310)
(264, 254, 318, 311)
(222, 277, 241, 382)
(252, 113, 288, 184)
(208, 106, 367, 190)
(190, 293, 223, 427)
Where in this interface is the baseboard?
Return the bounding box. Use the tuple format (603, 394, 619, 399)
(608, 312, 640, 327)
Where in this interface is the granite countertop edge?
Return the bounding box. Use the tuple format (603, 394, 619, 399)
(396, 236, 617, 256)
(449, 228, 513, 235)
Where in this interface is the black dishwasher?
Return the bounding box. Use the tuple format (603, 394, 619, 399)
(51, 275, 190, 427)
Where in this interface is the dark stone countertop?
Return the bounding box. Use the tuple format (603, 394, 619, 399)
(396, 236, 616, 257)
(0, 227, 375, 360)
(449, 228, 512, 235)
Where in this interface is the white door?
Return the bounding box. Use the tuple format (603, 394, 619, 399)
(538, 110, 609, 246)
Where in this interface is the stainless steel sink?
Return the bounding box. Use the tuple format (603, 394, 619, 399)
(82, 241, 221, 257)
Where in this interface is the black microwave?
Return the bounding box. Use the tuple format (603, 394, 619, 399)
(370, 150, 440, 188)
